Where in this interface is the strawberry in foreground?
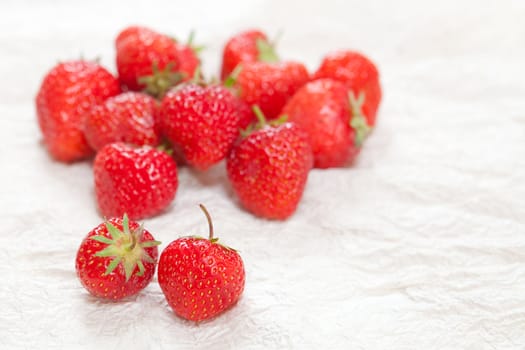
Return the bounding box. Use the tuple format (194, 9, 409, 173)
(84, 92, 160, 151)
(158, 83, 242, 170)
(282, 78, 370, 168)
(116, 26, 199, 97)
(75, 214, 160, 300)
(313, 50, 382, 126)
(36, 60, 121, 162)
(220, 29, 273, 80)
(158, 204, 245, 321)
(94, 143, 178, 220)
(227, 106, 313, 219)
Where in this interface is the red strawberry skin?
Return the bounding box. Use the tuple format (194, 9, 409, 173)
(159, 84, 241, 170)
(234, 98, 256, 130)
(93, 143, 178, 220)
(236, 61, 309, 120)
(36, 60, 120, 162)
(75, 217, 158, 300)
(221, 29, 267, 80)
(313, 50, 381, 126)
(227, 123, 313, 219)
(158, 237, 245, 321)
(116, 26, 180, 91)
(282, 79, 359, 169)
(175, 43, 200, 81)
(84, 92, 159, 151)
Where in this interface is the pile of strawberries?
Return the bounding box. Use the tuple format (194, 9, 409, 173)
(36, 26, 381, 221)
(36, 26, 381, 321)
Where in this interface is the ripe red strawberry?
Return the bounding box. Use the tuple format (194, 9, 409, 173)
(175, 42, 200, 82)
(282, 78, 370, 168)
(233, 97, 256, 130)
(227, 107, 313, 219)
(116, 26, 199, 97)
(232, 61, 310, 120)
(76, 214, 160, 300)
(313, 50, 381, 126)
(84, 92, 160, 151)
(158, 204, 245, 321)
(35, 60, 120, 162)
(94, 143, 178, 220)
(158, 83, 242, 170)
(220, 29, 272, 80)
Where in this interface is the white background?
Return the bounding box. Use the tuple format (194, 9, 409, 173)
(1, 0, 525, 349)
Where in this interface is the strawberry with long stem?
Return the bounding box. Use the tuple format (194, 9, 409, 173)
(158, 204, 245, 321)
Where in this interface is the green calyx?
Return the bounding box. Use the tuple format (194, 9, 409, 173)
(240, 105, 288, 137)
(348, 91, 372, 148)
(91, 214, 161, 282)
(223, 64, 243, 88)
(256, 37, 279, 63)
(186, 30, 205, 55)
(190, 65, 207, 86)
(138, 61, 184, 99)
(156, 139, 174, 156)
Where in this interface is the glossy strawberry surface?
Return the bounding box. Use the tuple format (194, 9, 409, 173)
(93, 143, 178, 220)
(36, 60, 120, 162)
(313, 50, 381, 126)
(158, 235, 245, 321)
(235, 61, 309, 120)
(116, 26, 180, 91)
(221, 29, 268, 80)
(84, 92, 159, 151)
(158, 84, 242, 170)
(227, 122, 313, 219)
(282, 78, 362, 168)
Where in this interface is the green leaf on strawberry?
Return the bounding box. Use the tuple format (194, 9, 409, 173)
(91, 214, 160, 281)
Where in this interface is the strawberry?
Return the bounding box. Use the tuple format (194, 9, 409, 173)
(220, 29, 273, 80)
(158, 83, 242, 170)
(282, 78, 370, 168)
(93, 143, 178, 220)
(84, 92, 160, 151)
(35, 60, 120, 162)
(76, 214, 160, 300)
(313, 50, 381, 126)
(175, 43, 200, 82)
(226, 106, 313, 219)
(231, 61, 310, 120)
(116, 26, 200, 98)
(158, 204, 245, 321)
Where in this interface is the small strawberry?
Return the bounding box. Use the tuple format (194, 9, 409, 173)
(116, 26, 200, 97)
(76, 214, 160, 300)
(35, 60, 120, 162)
(176, 31, 201, 82)
(84, 92, 160, 151)
(220, 29, 274, 80)
(93, 143, 178, 220)
(282, 78, 370, 168)
(313, 50, 382, 126)
(158, 204, 245, 321)
(158, 83, 242, 170)
(231, 61, 310, 120)
(227, 106, 313, 219)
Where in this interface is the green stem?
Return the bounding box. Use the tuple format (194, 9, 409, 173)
(199, 204, 214, 240)
(252, 105, 267, 126)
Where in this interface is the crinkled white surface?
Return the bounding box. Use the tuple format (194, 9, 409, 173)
(1, 0, 525, 349)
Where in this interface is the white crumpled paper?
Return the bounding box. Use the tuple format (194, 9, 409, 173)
(1, 0, 524, 349)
